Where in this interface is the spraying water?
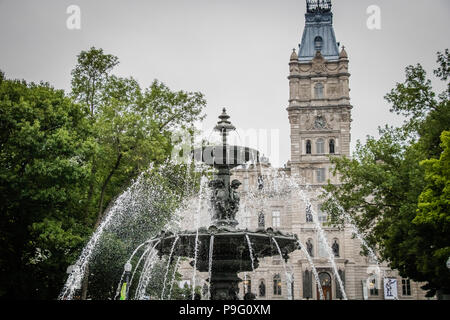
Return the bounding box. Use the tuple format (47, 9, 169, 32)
(272, 237, 293, 300)
(297, 239, 324, 300)
(161, 235, 180, 299)
(298, 189, 347, 300)
(167, 256, 181, 300)
(245, 234, 255, 272)
(207, 235, 214, 299)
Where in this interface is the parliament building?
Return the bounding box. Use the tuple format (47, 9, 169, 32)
(180, 0, 430, 300)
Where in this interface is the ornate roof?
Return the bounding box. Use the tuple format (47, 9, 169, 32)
(297, 0, 340, 62)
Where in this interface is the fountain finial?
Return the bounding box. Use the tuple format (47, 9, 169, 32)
(214, 108, 236, 146)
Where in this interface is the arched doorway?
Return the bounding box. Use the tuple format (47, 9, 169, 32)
(317, 272, 332, 300)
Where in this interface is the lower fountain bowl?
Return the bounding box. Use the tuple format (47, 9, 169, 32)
(155, 227, 299, 273)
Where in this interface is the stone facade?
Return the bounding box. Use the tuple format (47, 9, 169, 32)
(177, 1, 430, 300)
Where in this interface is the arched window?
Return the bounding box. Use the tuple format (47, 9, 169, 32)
(306, 140, 312, 154)
(314, 36, 323, 51)
(273, 274, 282, 295)
(318, 272, 332, 300)
(368, 274, 379, 296)
(316, 138, 325, 154)
(329, 139, 335, 154)
(314, 83, 324, 99)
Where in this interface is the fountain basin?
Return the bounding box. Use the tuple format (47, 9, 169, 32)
(155, 227, 298, 299)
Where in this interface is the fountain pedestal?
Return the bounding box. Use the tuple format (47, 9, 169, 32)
(156, 109, 298, 300)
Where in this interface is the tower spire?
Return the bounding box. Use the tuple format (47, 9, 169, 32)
(298, 0, 339, 61)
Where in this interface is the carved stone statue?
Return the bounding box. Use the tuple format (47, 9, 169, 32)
(257, 175, 264, 190)
(258, 212, 265, 228)
(306, 239, 314, 257)
(332, 240, 340, 257)
(259, 280, 266, 297)
(306, 204, 313, 222)
(209, 179, 227, 220)
(229, 179, 242, 220)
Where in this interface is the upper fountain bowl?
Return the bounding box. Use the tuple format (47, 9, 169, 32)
(191, 108, 259, 168)
(192, 145, 259, 168)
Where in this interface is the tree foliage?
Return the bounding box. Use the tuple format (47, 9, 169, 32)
(0, 77, 92, 299)
(323, 50, 450, 297)
(0, 47, 206, 299)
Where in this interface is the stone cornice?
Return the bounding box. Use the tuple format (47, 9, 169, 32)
(287, 104, 353, 112)
(288, 72, 351, 80)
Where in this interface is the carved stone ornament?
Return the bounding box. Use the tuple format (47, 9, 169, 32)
(341, 112, 349, 122)
(290, 115, 298, 125)
(312, 51, 327, 74)
(306, 114, 331, 130)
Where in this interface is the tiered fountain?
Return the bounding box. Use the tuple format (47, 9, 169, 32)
(154, 109, 298, 300)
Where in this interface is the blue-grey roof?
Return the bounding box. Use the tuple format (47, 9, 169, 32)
(298, 11, 340, 62)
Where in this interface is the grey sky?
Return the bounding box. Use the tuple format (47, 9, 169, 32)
(1, 0, 449, 167)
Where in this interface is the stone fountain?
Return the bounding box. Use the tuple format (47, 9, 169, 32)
(155, 109, 298, 300)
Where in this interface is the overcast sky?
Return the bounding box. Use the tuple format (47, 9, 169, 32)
(1, 0, 449, 167)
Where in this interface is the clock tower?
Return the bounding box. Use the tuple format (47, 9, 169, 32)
(287, 0, 352, 185)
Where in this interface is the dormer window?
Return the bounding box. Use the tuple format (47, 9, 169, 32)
(314, 36, 323, 51)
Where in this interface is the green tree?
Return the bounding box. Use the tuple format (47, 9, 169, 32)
(69, 47, 206, 299)
(322, 50, 450, 297)
(70, 47, 206, 230)
(413, 131, 450, 296)
(0, 74, 93, 299)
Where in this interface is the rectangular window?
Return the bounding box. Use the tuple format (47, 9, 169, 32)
(318, 237, 328, 258)
(273, 277, 282, 295)
(316, 168, 326, 183)
(369, 278, 379, 296)
(244, 214, 251, 228)
(272, 211, 280, 228)
(402, 279, 411, 296)
(243, 177, 249, 192)
(318, 204, 328, 225)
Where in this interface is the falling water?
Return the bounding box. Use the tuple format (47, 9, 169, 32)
(318, 189, 383, 286)
(297, 239, 324, 300)
(59, 170, 154, 300)
(191, 176, 207, 300)
(207, 235, 214, 299)
(128, 240, 160, 297)
(272, 237, 293, 300)
(298, 189, 347, 300)
(245, 234, 255, 271)
(167, 256, 181, 300)
(114, 238, 155, 300)
(135, 242, 161, 299)
(161, 235, 180, 299)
